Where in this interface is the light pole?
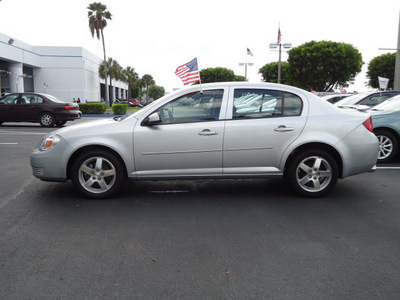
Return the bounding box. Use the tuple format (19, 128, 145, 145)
(269, 43, 291, 83)
(239, 62, 254, 80)
(239, 48, 254, 80)
(395, 11, 400, 90)
(379, 11, 400, 90)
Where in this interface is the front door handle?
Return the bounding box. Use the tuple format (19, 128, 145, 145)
(198, 129, 219, 136)
(274, 125, 294, 132)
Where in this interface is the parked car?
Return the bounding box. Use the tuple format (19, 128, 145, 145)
(334, 90, 400, 109)
(0, 93, 81, 127)
(321, 94, 352, 104)
(368, 95, 400, 163)
(31, 82, 378, 198)
(129, 99, 143, 107)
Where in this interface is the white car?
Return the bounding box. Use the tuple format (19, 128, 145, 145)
(31, 82, 379, 198)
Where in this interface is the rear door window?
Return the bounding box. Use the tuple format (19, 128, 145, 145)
(232, 89, 302, 119)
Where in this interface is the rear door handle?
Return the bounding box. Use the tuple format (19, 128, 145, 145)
(274, 125, 294, 132)
(198, 129, 219, 136)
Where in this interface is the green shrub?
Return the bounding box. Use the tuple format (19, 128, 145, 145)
(112, 104, 128, 115)
(78, 102, 107, 114)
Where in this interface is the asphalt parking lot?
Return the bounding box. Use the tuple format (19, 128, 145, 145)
(1, 117, 400, 299)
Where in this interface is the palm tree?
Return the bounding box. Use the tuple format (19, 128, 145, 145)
(99, 58, 122, 105)
(140, 74, 155, 103)
(122, 66, 139, 99)
(88, 2, 112, 104)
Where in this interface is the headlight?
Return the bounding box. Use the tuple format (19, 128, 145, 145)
(38, 134, 62, 151)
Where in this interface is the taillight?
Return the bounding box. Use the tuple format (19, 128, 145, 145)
(64, 105, 74, 110)
(362, 116, 373, 132)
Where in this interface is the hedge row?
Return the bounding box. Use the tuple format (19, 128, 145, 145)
(78, 102, 128, 115)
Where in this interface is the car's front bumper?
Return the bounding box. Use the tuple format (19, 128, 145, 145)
(30, 140, 70, 182)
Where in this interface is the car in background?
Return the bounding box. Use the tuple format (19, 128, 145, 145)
(115, 98, 143, 108)
(0, 93, 81, 127)
(368, 95, 400, 163)
(334, 90, 400, 109)
(321, 94, 352, 104)
(129, 99, 143, 107)
(31, 82, 378, 199)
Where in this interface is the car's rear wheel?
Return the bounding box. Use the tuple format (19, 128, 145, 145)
(375, 129, 398, 163)
(39, 112, 55, 127)
(71, 150, 125, 198)
(287, 150, 339, 197)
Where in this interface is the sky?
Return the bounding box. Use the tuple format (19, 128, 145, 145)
(1, 0, 400, 93)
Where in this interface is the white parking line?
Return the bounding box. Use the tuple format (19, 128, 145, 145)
(0, 143, 18, 145)
(376, 166, 400, 170)
(0, 130, 45, 135)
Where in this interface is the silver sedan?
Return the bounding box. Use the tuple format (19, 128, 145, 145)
(31, 82, 379, 198)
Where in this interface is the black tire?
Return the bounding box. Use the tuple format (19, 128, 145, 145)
(71, 150, 126, 198)
(39, 112, 55, 127)
(55, 120, 67, 127)
(287, 149, 339, 197)
(374, 129, 398, 163)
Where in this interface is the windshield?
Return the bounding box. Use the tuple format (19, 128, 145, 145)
(372, 95, 400, 111)
(334, 93, 367, 106)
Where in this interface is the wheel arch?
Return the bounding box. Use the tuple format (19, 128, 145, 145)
(66, 145, 128, 180)
(284, 142, 343, 178)
(374, 127, 400, 144)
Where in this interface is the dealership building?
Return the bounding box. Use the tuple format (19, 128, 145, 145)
(0, 32, 128, 103)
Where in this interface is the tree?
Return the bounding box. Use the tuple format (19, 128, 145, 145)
(88, 2, 112, 103)
(259, 62, 289, 83)
(99, 58, 122, 105)
(367, 52, 396, 89)
(122, 66, 139, 98)
(148, 85, 165, 100)
(287, 41, 363, 92)
(200, 67, 237, 83)
(140, 74, 155, 103)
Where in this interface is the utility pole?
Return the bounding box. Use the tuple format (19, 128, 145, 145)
(380, 12, 400, 90)
(394, 11, 400, 90)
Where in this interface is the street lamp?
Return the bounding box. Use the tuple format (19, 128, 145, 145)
(269, 43, 292, 83)
(239, 62, 254, 80)
(378, 12, 400, 90)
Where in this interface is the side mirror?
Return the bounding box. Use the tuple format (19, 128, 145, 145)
(143, 112, 161, 126)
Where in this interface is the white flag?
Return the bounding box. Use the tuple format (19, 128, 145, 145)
(378, 76, 389, 90)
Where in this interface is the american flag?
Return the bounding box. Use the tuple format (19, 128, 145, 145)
(247, 48, 253, 56)
(277, 27, 282, 45)
(175, 58, 200, 85)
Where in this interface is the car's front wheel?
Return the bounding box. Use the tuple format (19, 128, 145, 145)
(39, 112, 55, 127)
(375, 129, 398, 163)
(55, 120, 67, 127)
(71, 150, 125, 198)
(287, 150, 339, 197)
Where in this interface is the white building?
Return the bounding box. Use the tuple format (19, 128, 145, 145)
(0, 32, 128, 103)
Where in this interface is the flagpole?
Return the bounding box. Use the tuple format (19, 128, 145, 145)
(197, 58, 203, 93)
(245, 47, 248, 80)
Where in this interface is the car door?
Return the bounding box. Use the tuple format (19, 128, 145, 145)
(223, 87, 307, 174)
(133, 89, 227, 177)
(0, 94, 20, 122)
(16, 94, 45, 122)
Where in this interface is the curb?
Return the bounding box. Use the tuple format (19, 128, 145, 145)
(82, 114, 128, 117)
